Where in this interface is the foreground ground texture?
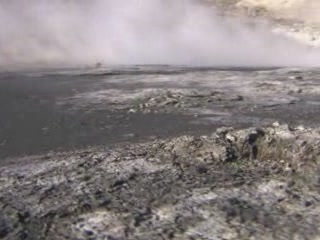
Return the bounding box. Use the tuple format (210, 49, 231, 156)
(1, 124, 320, 239)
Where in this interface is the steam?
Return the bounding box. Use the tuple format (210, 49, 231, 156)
(1, 0, 320, 69)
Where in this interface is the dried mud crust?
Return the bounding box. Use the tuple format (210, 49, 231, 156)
(59, 68, 320, 115)
(0, 124, 320, 240)
(127, 89, 244, 114)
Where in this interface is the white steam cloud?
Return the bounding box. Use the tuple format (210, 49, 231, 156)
(1, 0, 320, 69)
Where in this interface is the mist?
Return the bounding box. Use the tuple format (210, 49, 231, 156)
(1, 0, 320, 69)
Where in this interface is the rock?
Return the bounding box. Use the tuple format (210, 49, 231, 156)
(295, 125, 305, 131)
(272, 121, 280, 127)
(289, 75, 304, 80)
(128, 108, 137, 113)
(226, 133, 237, 143)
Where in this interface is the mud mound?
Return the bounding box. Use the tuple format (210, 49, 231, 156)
(0, 124, 319, 239)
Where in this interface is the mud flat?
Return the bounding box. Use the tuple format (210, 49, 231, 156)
(1, 66, 320, 159)
(0, 66, 320, 239)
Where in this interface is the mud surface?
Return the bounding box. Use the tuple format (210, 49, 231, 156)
(1, 2, 320, 239)
(0, 66, 320, 239)
(1, 66, 320, 159)
(1, 124, 320, 239)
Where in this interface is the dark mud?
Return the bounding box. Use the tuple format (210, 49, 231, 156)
(0, 66, 320, 239)
(0, 66, 320, 160)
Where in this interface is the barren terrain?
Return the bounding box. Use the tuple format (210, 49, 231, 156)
(1, 1, 320, 240)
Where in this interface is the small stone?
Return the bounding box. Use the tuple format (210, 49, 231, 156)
(196, 165, 208, 174)
(226, 133, 237, 143)
(272, 122, 280, 127)
(304, 201, 313, 207)
(289, 75, 303, 80)
(284, 163, 293, 172)
(295, 125, 305, 131)
(128, 108, 137, 113)
(84, 229, 94, 236)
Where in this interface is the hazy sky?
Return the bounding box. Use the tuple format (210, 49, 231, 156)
(0, 0, 320, 69)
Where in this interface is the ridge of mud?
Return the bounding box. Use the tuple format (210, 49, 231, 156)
(1, 124, 320, 239)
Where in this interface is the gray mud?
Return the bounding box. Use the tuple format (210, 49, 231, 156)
(1, 124, 320, 239)
(1, 66, 320, 159)
(1, 66, 320, 239)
